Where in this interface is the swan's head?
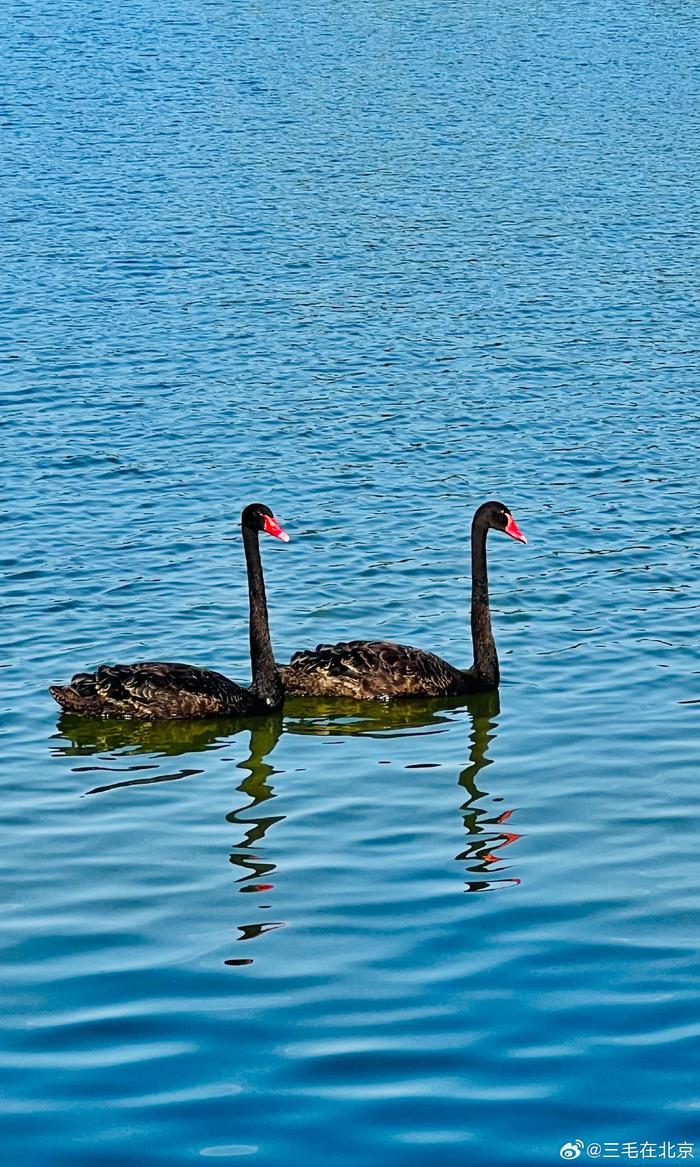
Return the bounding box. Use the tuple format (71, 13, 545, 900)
(241, 503, 290, 542)
(480, 501, 527, 544)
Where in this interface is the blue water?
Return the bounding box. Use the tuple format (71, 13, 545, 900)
(3, 1, 700, 1163)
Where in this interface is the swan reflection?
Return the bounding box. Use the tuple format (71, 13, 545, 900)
(285, 692, 521, 893)
(52, 713, 265, 795)
(282, 693, 465, 736)
(456, 694, 521, 892)
(51, 694, 521, 967)
(226, 717, 285, 897)
(221, 717, 287, 964)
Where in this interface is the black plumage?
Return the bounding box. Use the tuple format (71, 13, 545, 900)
(280, 500, 526, 700)
(50, 503, 288, 719)
(282, 640, 466, 699)
(53, 662, 264, 719)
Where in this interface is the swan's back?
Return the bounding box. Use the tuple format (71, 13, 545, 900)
(281, 640, 466, 699)
(50, 662, 261, 719)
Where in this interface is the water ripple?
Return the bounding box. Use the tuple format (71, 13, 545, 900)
(4, 1, 700, 1163)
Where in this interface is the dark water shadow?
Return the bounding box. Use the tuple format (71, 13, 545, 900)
(51, 713, 279, 795)
(282, 692, 470, 736)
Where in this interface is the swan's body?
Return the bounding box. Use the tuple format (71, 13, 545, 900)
(52, 661, 268, 719)
(50, 504, 289, 720)
(281, 501, 525, 700)
(281, 641, 469, 699)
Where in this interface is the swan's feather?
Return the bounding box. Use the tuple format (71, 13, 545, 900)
(280, 640, 468, 698)
(51, 662, 263, 719)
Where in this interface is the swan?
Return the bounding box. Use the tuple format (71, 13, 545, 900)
(280, 500, 525, 699)
(49, 503, 289, 719)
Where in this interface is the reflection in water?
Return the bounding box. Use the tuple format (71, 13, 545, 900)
(225, 717, 286, 959)
(52, 713, 265, 795)
(282, 694, 465, 737)
(51, 694, 521, 970)
(284, 693, 522, 894)
(223, 701, 470, 963)
(287, 690, 522, 891)
(455, 693, 522, 893)
(53, 712, 287, 968)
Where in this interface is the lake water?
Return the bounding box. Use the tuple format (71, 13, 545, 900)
(3, 1, 700, 1163)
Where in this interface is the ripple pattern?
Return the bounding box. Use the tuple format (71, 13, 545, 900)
(3, 1, 700, 1164)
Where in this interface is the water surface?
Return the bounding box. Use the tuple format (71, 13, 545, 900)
(3, 1, 700, 1163)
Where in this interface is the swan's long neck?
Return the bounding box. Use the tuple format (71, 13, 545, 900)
(470, 516, 499, 688)
(243, 526, 283, 706)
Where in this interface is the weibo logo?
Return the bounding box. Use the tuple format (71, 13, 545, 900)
(560, 1142, 584, 1161)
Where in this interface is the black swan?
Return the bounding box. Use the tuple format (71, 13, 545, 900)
(280, 500, 525, 699)
(49, 503, 289, 719)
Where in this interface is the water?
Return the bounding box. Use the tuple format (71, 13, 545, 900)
(3, 1, 700, 1162)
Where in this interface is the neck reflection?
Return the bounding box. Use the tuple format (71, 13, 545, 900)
(224, 717, 286, 962)
(455, 692, 521, 892)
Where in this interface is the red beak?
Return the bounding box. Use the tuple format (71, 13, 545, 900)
(262, 514, 290, 542)
(504, 514, 527, 544)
